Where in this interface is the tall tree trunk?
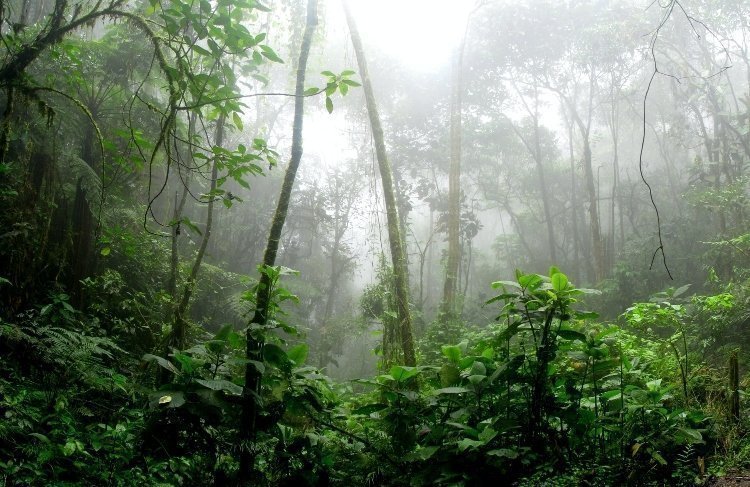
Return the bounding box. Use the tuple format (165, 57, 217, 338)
(239, 1, 318, 482)
(582, 134, 604, 281)
(166, 114, 225, 353)
(442, 44, 463, 320)
(167, 112, 196, 301)
(343, 0, 416, 367)
(608, 87, 622, 274)
(564, 114, 581, 282)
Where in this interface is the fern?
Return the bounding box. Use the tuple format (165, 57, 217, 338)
(2, 320, 126, 390)
(59, 152, 102, 208)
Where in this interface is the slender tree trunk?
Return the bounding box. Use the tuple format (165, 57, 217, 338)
(582, 134, 604, 281)
(167, 114, 225, 353)
(238, 1, 318, 482)
(343, 0, 416, 366)
(442, 46, 464, 320)
(565, 115, 581, 282)
(167, 112, 196, 301)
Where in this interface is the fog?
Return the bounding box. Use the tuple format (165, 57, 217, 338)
(5, 0, 750, 483)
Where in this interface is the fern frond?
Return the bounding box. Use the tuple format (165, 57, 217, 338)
(59, 152, 102, 207)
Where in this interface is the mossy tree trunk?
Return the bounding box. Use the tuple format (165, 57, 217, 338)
(343, 0, 416, 367)
(238, 0, 318, 482)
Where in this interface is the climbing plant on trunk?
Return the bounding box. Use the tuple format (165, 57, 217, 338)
(343, 0, 416, 367)
(239, 0, 318, 482)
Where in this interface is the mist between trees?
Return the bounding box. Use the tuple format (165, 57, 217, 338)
(1, 0, 750, 485)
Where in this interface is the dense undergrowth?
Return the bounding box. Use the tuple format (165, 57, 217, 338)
(2, 0, 750, 485)
(2, 256, 749, 486)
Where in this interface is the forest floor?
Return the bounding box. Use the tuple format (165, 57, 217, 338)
(709, 474, 750, 486)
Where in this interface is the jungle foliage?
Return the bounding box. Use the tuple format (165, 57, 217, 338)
(2, 0, 750, 486)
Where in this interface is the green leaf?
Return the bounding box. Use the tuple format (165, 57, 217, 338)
(192, 44, 212, 56)
(406, 446, 439, 461)
(29, 432, 50, 443)
(434, 387, 469, 394)
(551, 272, 568, 292)
(672, 284, 691, 298)
(676, 428, 703, 443)
(287, 343, 308, 366)
(260, 45, 283, 63)
(491, 280, 521, 289)
(441, 344, 462, 363)
(233, 112, 244, 131)
(100, 247, 111, 256)
(263, 343, 289, 367)
(181, 217, 202, 236)
(63, 440, 78, 456)
(304, 87, 319, 96)
(196, 379, 243, 395)
(440, 363, 460, 386)
(142, 354, 180, 375)
(352, 403, 388, 415)
(574, 310, 599, 320)
(149, 391, 185, 408)
(389, 365, 420, 382)
(325, 96, 333, 114)
(518, 273, 543, 290)
(557, 329, 586, 341)
(457, 439, 484, 451)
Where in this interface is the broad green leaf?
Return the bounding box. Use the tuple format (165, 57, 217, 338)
(491, 280, 521, 289)
(457, 438, 484, 451)
(557, 329, 586, 341)
(406, 446, 439, 461)
(263, 343, 289, 367)
(352, 403, 388, 415)
(433, 387, 469, 394)
(441, 344, 462, 363)
(389, 365, 420, 382)
(196, 379, 243, 395)
(142, 354, 179, 375)
(287, 343, 308, 366)
(551, 272, 568, 292)
(325, 96, 333, 114)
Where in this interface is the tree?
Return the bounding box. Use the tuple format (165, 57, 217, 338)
(343, 0, 416, 367)
(239, 0, 318, 481)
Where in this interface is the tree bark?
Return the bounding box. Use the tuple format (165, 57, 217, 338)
(442, 44, 463, 320)
(167, 114, 225, 353)
(238, 0, 318, 482)
(343, 0, 416, 367)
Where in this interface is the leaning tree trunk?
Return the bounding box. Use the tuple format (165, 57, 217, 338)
(238, 0, 318, 482)
(343, 0, 416, 367)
